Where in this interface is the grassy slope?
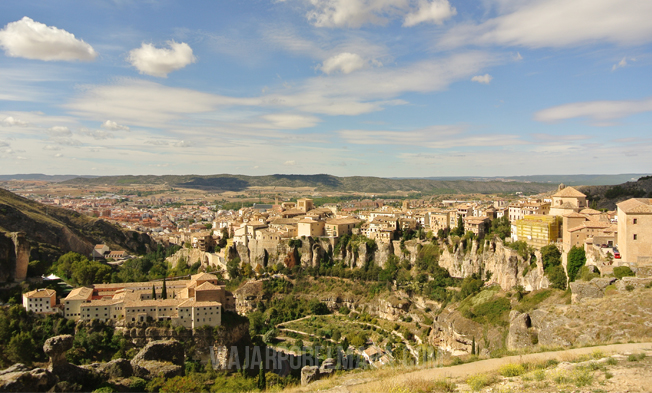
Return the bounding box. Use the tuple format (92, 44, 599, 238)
(579, 176, 652, 210)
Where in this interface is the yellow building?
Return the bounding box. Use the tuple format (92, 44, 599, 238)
(514, 215, 562, 248)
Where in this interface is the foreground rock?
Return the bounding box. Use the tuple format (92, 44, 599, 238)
(130, 339, 185, 379)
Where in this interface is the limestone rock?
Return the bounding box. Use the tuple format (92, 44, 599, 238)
(0, 367, 54, 393)
(130, 339, 184, 379)
(43, 335, 73, 370)
(95, 358, 133, 379)
(616, 277, 652, 291)
(507, 311, 533, 350)
(570, 279, 608, 303)
(529, 309, 571, 348)
(301, 366, 320, 386)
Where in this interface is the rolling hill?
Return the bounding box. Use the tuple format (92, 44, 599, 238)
(579, 175, 652, 210)
(62, 174, 558, 194)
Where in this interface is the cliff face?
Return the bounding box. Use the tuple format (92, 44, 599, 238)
(428, 308, 505, 356)
(438, 239, 549, 292)
(0, 188, 158, 280)
(0, 232, 29, 282)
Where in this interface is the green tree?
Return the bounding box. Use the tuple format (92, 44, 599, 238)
(545, 265, 567, 290)
(152, 284, 156, 300)
(471, 336, 476, 355)
(541, 244, 562, 270)
(567, 246, 586, 282)
(258, 348, 267, 390)
(161, 278, 168, 299)
(5, 331, 36, 365)
(452, 216, 465, 236)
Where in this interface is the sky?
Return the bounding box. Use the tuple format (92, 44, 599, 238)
(0, 0, 651, 177)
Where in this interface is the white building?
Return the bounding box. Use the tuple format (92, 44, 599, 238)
(23, 288, 57, 313)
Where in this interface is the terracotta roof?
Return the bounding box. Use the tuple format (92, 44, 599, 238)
(24, 288, 56, 298)
(325, 218, 360, 225)
(563, 212, 586, 218)
(552, 186, 586, 198)
(617, 198, 652, 214)
(579, 208, 601, 215)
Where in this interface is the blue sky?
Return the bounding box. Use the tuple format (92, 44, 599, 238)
(1, 0, 651, 177)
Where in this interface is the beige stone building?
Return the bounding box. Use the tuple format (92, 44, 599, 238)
(562, 211, 615, 252)
(297, 218, 326, 237)
(617, 198, 652, 265)
(23, 288, 56, 313)
(549, 185, 587, 217)
(65, 273, 232, 329)
(429, 210, 452, 232)
(324, 218, 360, 237)
(464, 216, 490, 237)
(297, 198, 314, 213)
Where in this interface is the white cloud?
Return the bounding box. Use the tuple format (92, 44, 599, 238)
(128, 41, 196, 77)
(534, 96, 652, 123)
(306, 0, 408, 28)
(471, 74, 492, 84)
(284, 160, 296, 166)
(172, 140, 192, 148)
(47, 126, 72, 136)
(403, 0, 456, 27)
(261, 113, 321, 129)
(339, 125, 524, 148)
(1, 116, 28, 127)
(54, 153, 63, 158)
(80, 128, 114, 140)
(43, 145, 61, 151)
(439, 0, 652, 49)
(0, 140, 8, 147)
(0, 17, 97, 61)
(611, 56, 634, 71)
(320, 52, 367, 74)
(101, 120, 130, 131)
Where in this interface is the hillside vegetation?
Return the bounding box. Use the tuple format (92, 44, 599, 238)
(579, 176, 652, 210)
(62, 174, 557, 194)
(0, 188, 156, 267)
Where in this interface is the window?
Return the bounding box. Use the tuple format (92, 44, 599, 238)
(633, 218, 638, 224)
(634, 234, 638, 240)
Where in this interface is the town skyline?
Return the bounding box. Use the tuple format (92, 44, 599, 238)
(1, 1, 652, 177)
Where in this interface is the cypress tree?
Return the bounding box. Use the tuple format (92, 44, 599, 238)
(258, 346, 266, 390)
(162, 278, 168, 299)
(471, 337, 476, 355)
(152, 284, 156, 300)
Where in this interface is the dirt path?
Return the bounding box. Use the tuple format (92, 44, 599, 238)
(313, 342, 652, 392)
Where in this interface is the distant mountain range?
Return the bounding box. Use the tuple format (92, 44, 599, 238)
(407, 174, 650, 186)
(0, 174, 97, 182)
(59, 174, 557, 194)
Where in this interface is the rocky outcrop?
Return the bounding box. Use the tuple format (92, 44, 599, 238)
(43, 335, 74, 370)
(130, 339, 185, 379)
(439, 239, 549, 292)
(570, 277, 617, 303)
(0, 232, 29, 282)
(376, 297, 411, 321)
(165, 248, 227, 272)
(615, 277, 652, 291)
(507, 311, 534, 350)
(0, 366, 54, 393)
(428, 308, 503, 356)
(301, 358, 336, 386)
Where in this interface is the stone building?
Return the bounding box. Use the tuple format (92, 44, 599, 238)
(23, 288, 56, 313)
(617, 198, 652, 265)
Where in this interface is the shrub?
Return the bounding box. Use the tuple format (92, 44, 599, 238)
(613, 266, 635, 279)
(628, 353, 646, 361)
(533, 369, 546, 381)
(578, 266, 600, 281)
(625, 284, 635, 292)
(606, 357, 618, 365)
(466, 374, 493, 391)
(499, 363, 526, 377)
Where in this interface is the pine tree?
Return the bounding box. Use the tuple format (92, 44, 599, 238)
(471, 337, 476, 355)
(152, 284, 156, 300)
(162, 278, 168, 299)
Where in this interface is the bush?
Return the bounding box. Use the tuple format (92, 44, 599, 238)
(541, 244, 562, 270)
(499, 363, 526, 377)
(613, 266, 635, 279)
(545, 265, 567, 290)
(625, 284, 635, 292)
(466, 374, 493, 391)
(578, 266, 600, 281)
